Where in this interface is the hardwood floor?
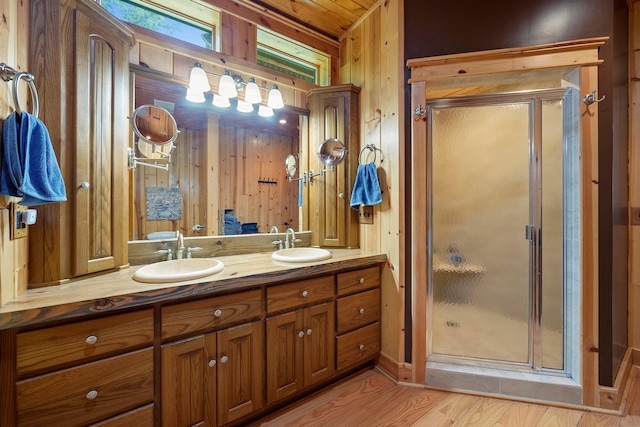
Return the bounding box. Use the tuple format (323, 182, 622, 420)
(254, 367, 640, 426)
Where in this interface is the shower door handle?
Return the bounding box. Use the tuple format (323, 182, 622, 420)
(525, 224, 535, 241)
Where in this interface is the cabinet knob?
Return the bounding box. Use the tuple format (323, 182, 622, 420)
(339, 193, 345, 199)
(86, 390, 98, 400)
(358, 344, 365, 351)
(301, 290, 308, 297)
(306, 328, 312, 335)
(298, 331, 305, 338)
(80, 181, 90, 189)
(213, 309, 222, 318)
(220, 355, 228, 363)
(359, 277, 365, 284)
(85, 335, 98, 345)
(358, 308, 365, 315)
(208, 359, 216, 368)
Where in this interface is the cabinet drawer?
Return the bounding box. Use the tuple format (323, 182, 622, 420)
(90, 404, 154, 427)
(337, 289, 380, 334)
(16, 347, 154, 427)
(336, 266, 380, 296)
(336, 322, 380, 371)
(16, 309, 153, 376)
(162, 289, 262, 339)
(267, 276, 334, 313)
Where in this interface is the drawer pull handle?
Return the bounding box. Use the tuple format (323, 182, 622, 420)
(298, 331, 305, 338)
(358, 344, 365, 351)
(208, 359, 216, 368)
(85, 335, 98, 345)
(220, 355, 228, 363)
(86, 390, 98, 400)
(307, 328, 312, 335)
(214, 309, 222, 318)
(359, 277, 365, 284)
(358, 308, 365, 315)
(301, 290, 308, 297)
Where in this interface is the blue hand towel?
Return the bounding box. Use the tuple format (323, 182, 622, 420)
(350, 162, 381, 210)
(298, 178, 303, 207)
(0, 112, 66, 206)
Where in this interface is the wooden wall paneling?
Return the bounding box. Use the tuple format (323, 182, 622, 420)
(221, 12, 257, 63)
(205, 113, 220, 236)
(139, 44, 173, 74)
(629, 1, 640, 349)
(0, 0, 29, 304)
(581, 65, 600, 408)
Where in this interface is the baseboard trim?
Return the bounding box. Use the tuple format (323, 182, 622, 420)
(598, 347, 634, 410)
(376, 352, 413, 382)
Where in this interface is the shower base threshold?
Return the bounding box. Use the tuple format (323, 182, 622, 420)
(426, 360, 582, 405)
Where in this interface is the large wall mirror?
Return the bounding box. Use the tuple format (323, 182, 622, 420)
(130, 69, 305, 240)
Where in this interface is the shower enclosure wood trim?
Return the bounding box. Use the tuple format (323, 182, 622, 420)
(407, 37, 605, 407)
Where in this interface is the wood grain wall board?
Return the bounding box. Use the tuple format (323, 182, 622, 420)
(221, 12, 257, 63)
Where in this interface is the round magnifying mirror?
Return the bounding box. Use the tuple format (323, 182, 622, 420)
(317, 138, 346, 166)
(130, 104, 179, 146)
(285, 154, 297, 178)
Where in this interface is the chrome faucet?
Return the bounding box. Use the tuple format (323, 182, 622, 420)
(176, 231, 185, 259)
(270, 225, 279, 234)
(284, 228, 301, 249)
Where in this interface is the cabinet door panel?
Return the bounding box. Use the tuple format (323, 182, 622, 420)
(217, 321, 263, 425)
(266, 311, 304, 404)
(161, 335, 216, 427)
(303, 302, 335, 387)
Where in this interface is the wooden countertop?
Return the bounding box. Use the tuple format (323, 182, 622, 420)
(0, 249, 387, 330)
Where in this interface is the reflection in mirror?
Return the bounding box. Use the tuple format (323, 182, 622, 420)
(130, 104, 179, 145)
(130, 70, 304, 240)
(318, 138, 346, 166)
(285, 154, 297, 178)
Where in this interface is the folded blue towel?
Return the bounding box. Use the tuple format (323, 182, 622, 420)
(350, 162, 381, 210)
(0, 112, 66, 206)
(298, 178, 303, 207)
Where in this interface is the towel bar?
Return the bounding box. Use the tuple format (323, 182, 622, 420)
(0, 63, 39, 117)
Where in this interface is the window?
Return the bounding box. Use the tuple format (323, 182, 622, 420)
(101, 0, 219, 51)
(257, 28, 330, 86)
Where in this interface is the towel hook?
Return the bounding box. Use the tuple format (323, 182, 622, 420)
(583, 90, 605, 105)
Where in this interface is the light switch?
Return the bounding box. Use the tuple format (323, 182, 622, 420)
(10, 203, 28, 239)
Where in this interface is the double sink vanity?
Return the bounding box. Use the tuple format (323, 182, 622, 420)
(0, 246, 386, 426)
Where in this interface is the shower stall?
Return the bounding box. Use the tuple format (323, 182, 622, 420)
(423, 87, 583, 403)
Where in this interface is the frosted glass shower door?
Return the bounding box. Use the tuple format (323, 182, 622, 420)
(429, 101, 532, 364)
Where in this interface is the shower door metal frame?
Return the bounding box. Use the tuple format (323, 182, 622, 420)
(426, 87, 573, 374)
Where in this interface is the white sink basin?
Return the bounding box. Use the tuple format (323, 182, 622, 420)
(133, 258, 224, 283)
(272, 247, 332, 263)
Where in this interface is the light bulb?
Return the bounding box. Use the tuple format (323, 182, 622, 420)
(258, 105, 274, 117)
(186, 87, 205, 103)
(244, 78, 262, 104)
(267, 84, 284, 109)
(218, 71, 238, 98)
(237, 99, 253, 113)
(189, 63, 210, 92)
(212, 94, 230, 108)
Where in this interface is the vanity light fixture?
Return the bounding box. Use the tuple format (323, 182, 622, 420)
(188, 62, 211, 92)
(237, 99, 253, 113)
(186, 62, 285, 110)
(258, 105, 274, 117)
(267, 84, 284, 109)
(212, 94, 230, 108)
(186, 86, 205, 103)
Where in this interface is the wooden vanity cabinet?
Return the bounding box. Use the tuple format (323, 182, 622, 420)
(161, 290, 264, 426)
(336, 266, 381, 370)
(29, 0, 134, 286)
(14, 310, 155, 426)
(308, 85, 361, 248)
(266, 276, 335, 405)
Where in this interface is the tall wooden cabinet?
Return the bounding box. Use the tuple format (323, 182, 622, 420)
(307, 85, 360, 248)
(29, 0, 133, 286)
